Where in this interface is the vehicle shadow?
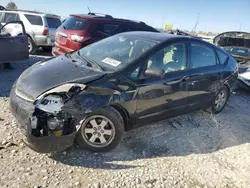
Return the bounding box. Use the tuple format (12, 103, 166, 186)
(50, 91, 250, 170)
(35, 48, 53, 57)
(0, 55, 49, 97)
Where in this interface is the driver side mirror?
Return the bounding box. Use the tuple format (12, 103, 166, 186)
(145, 67, 165, 78)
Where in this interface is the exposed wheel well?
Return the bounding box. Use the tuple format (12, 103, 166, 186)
(110, 104, 130, 131)
(26, 34, 35, 43)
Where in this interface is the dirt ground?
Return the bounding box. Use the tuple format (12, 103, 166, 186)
(1, 53, 250, 188)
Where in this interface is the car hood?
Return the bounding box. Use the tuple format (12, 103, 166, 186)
(214, 31, 250, 49)
(16, 56, 105, 99)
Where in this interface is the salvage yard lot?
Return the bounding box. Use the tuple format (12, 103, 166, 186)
(1, 53, 250, 188)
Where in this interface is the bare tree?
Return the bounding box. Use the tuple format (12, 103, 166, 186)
(6, 1, 17, 10)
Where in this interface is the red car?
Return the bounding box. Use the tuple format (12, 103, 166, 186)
(52, 13, 159, 56)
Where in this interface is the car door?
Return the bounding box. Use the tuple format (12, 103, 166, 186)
(131, 41, 191, 126)
(188, 40, 223, 109)
(0, 21, 29, 63)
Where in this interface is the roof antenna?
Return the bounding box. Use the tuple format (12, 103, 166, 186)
(87, 7, 94, 15)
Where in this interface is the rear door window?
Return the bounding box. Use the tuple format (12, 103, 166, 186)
(45, 17, 61, 28)
(62, 16, 89, 30)
(190, 42, 217, 68)
(3, 13, 20, 22)
(96, 23, 120, 36)
(24, 14, 43, 26)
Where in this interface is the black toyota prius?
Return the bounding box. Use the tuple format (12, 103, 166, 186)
(9, 32, 238, 153)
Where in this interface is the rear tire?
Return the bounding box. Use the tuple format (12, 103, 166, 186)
(76, 107, 124, 152)
(28, 37, 37, 54)
(208, 86, 230, 114)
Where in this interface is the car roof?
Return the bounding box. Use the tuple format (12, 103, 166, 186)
(118, 31, 191, 42)
(0, 9, 60, 18)
(70, 13, 148, 25)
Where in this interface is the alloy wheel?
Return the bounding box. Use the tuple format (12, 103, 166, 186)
(81, 115, 116, 148)
(28, 40, 33, 53)
(214, 90, 227, 111)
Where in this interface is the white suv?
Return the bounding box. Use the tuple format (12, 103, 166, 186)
(0, 8, 61, 54)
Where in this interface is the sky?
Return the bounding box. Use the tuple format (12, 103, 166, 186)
(2, 0, 250, 33)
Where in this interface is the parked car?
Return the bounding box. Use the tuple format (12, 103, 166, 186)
(52, 12, 159, 56)
(0, 21, 28, 63)
(214, 31, 250, 64)
(214, 31, 250, 90)
(0, 7, 61, 54)
(10, 32, 238, 153)
(238, 67, 250, 91)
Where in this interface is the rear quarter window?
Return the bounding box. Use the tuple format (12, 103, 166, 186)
(216, 49, 229, 65)
(62, 16, 89, 30)
(24, 14, 43, 26)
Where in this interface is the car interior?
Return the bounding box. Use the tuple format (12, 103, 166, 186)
(0, 23, 11, 37)
(147, 44, 187, 73)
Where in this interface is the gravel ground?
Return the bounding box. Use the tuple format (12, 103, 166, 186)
(1, 53, 250, 188)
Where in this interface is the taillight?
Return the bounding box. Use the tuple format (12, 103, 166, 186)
(70, 35, 84, 42)
(42, 27, 49, 35)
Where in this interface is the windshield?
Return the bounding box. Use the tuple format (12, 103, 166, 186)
(78, 35, 157, 71)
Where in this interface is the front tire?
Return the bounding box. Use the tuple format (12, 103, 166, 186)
(76, 107, 124, 152)
(209, 86, 230, 114)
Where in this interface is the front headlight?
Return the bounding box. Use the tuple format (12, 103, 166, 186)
(37, 83, 86, 100)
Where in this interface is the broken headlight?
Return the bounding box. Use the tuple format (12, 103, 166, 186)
(37, 83, 86, 100)
(31, 83, 86, 137)
(36, 95, 64, 114)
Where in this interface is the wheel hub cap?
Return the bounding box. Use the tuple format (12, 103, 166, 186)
(215, 91, 227, 110)
(81, 115, 115, 148)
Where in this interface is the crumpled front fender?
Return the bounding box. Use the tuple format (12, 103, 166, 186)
(62, 87, 124, 116)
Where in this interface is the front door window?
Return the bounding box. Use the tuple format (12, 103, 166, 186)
(147, 43, 187, 74)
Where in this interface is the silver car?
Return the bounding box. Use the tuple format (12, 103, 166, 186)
(0, 8, 61, 54)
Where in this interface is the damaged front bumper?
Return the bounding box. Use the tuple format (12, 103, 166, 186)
(9, 85, 77, 153)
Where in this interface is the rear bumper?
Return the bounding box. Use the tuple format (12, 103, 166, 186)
(52, 42, 75, 56)
(34, 35, 54, 47)
(9, 85, 76, 153)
